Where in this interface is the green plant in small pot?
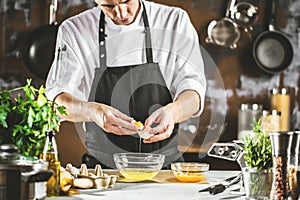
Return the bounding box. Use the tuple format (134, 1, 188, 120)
(242, 119, 273, 199)
(0, 79, 66, 158)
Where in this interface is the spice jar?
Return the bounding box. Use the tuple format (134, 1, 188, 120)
(260, 110, 281, 133)
(237, 103, 262, 140)
(269, 131, 293, 200)
(270, 88, 290, 131)
(289, 131, 300, 200)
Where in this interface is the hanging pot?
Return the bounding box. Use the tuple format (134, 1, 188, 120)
(252, 0, 293, 74)
(23, 0, 58, 80)
(230, 2, 258, 32)
(0, 144, 53, 200)
(206, 0, 241, 49)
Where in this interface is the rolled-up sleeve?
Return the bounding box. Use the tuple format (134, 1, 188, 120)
(45, 24, 87, 102)
(164, 10, 206, 116)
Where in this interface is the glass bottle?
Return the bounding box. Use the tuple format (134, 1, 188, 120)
(40, 130, 60, 196)
(269, 131, 293, 200)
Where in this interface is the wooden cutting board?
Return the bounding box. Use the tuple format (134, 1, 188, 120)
(105, 170, 208, 184)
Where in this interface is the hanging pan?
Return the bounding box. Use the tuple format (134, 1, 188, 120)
(23, 0, 58, 80)
(205, 0, 241, 49)
(252, 0, 293, 74)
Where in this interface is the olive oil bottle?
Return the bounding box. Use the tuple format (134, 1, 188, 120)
(40, 131, 60, 196)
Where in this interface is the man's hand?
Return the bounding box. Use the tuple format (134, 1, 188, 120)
(143, 103, 178, 143)
(55, 92, 138, 135)
(91, 103, 139, 135)
(142, 90, 200, 143)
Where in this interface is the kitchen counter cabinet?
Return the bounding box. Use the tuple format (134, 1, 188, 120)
(47, 170, 245, 200)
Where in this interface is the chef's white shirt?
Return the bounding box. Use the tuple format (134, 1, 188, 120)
(45, 0, 206, 115)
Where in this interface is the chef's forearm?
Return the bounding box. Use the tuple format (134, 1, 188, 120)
(54, 92, 94, 122)
(166, 90, 201, 123)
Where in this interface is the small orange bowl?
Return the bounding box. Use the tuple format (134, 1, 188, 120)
(171, 162, 209, 182)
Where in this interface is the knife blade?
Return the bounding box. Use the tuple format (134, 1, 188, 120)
(198, 172, 242, 195)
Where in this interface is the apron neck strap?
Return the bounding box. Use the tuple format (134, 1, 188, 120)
(98, 1, 153, 66)
(141, 2, 153, 63)
(99, 11, 107, 67)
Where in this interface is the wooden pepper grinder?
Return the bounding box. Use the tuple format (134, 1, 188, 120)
(270, 72, 291, 131)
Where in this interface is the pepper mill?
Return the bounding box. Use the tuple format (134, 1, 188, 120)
(269, 131, 293, 200)
(290, 131, 300, 200)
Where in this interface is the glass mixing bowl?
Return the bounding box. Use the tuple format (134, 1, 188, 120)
(171, 162, 209, 182)
(113, 153, 165, 180)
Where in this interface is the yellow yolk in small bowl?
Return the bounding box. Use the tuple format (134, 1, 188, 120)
(174, 173, 205, 182)
(171, 162, 209, 183)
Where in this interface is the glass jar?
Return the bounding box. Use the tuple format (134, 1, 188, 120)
(237, 103, 262, 140)
(269, 132, 293, 200)
(270, 88, 290, 131)
(242, 167, 273, 199)
(260, 110, 281, 133)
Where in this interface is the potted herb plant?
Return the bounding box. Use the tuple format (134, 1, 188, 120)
(242, 119, 273, 199)
(0, 79, 66, 158)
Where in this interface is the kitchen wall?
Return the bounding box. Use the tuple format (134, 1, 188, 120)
(0, 0, 299, 169)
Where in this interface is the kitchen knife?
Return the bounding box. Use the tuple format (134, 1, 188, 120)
(198, 172, 242, 195)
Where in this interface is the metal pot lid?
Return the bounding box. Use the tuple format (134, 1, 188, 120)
(0, 144, 48, 171)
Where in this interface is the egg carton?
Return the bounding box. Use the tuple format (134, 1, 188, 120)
(63, 163, 118, 190)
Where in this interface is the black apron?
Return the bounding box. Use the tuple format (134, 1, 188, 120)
(84, 2, 182, 168)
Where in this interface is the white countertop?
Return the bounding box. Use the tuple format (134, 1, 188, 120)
(47, 170, 245, 200)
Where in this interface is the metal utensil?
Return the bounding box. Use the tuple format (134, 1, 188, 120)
(198, 172, 243, 195)
(231, 2, 258, 32)
(23, 0, 59, 80)
(207, 141, 247, 169)
(205, 0, 241, 49)
(207, 142, 244, 161)
(0, 144, 51, 200)
(252, 0, 293, 74)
